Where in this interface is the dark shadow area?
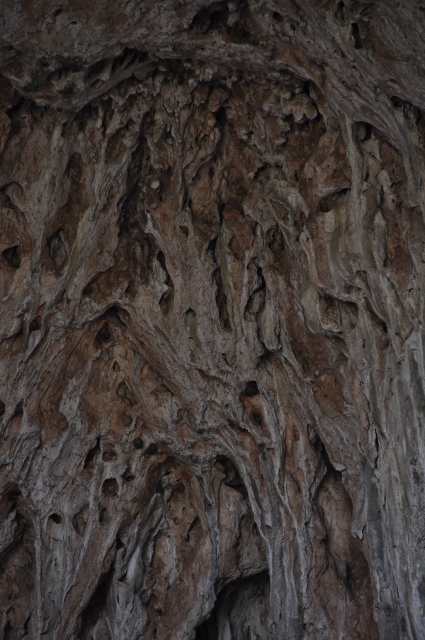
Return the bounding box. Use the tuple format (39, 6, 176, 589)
(195, 571, 270, 640)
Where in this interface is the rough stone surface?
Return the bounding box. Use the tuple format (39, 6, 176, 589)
(1, 1, 425, 638)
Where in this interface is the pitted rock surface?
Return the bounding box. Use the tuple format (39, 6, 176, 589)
(1, 1, 425, 639)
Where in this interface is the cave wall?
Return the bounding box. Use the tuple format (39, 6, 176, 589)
(1, 1, 425, 638)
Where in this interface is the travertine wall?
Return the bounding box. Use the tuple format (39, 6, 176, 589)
(1, 1, 425, 638)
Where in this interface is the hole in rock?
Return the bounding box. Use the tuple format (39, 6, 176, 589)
(13, 401, 23, 417)
(79, 567, 114, 638)
(82, 281, 93, 296)
(390, 95, 404, 108)
(29, 316, 41, 332)
(133, 437, 144, 449)
(111, 47, 148, 72)
(244, 380, 259, 397)
(3, 245, 21, 268)
(23, 615, 31, 637)
(355, 121, 372, 143)
(207, 235, 218, 261)
(190, 2, 229, 34)
(351, 22, 362, 49)
(195, 571, 270, 639)
(215, 105, 227, 128)
(0, 400, 5, 417)
(48, 513, 62, 524)
(156, 250, 167, 272)
(96, 323, 112, 344)
(335, 1, 346, 23)
(215, 456, 248, 496)
(84, 437, 100, 469)
(7, 485, 22, 503)
(85, 58, 109, 82)
(312, 434, 334, 473)
(146, 443, 158, 455)
(99, 507, 109, 524)
(102, 478, 118, 497)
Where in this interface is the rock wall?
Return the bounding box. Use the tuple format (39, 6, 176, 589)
(1, 1, 425, 638)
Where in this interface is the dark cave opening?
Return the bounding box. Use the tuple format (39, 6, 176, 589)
(195, 571, 270, 640)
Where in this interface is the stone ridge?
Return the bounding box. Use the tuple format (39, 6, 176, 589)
(0, 1, 425, 639)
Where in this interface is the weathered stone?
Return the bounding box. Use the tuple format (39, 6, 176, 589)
(1, 1, 425, 638)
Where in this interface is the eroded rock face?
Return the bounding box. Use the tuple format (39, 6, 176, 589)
(1, 1, 425, 638)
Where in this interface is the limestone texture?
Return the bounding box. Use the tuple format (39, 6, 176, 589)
(1, 1, 425, 638)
